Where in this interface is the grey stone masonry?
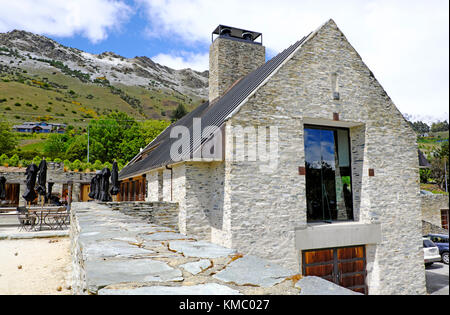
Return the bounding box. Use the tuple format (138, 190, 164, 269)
(70, 202, 359, 295)
(421, 194, 449, 230)
(209, 37, 265, 102)
(208, 19, 426, 295)
(103, 201, 180, 231)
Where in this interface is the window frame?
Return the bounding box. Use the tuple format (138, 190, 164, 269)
(303, 124, 355, 223)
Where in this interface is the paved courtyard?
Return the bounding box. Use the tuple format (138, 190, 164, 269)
(426, 263, 449, 295)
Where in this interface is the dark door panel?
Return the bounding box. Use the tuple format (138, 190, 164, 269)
(302, 245, 368, 295)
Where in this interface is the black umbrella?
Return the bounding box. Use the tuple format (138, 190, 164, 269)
(0, 176, 6, 200)
(94, 173, 102, 200)
(88, 175, 97, 200)
(110, 161, 120, 196)
(23, 163, 38, 203)
(99, 167, 112, 202)
(36, 159, 47, 196)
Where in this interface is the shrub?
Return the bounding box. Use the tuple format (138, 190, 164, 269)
(20, 160, 31, 167)
(0, 154, 9, 166)
(0, 154, 8, 165)
(83, 162, 93, 172)
(71, 159, 82, 171)
(53, 158, 62, 164)
(8, 154, 19, 167)
(32, 156, 42, 166)
(93, 160, 103, 170)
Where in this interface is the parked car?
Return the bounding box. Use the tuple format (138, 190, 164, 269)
(424, 234, 449, 265)
(423, 238, 442, 267)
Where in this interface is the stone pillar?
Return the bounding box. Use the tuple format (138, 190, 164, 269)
(158, 170, 164, 202)
(163, 169, 172, 202)
(72, 183, 81, 202)
(147, 171, 158, 202)
(18, 183, 26, 207)
(53, 183, 63, 200)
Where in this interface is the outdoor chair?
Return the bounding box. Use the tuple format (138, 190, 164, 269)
(17, 207, 36, 232)
(43, 206, 70, 230)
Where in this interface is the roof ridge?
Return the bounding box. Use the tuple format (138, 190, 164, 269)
(120, 32, 313, 179)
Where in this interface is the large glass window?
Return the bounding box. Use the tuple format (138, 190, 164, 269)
(304, 125, 353, 222)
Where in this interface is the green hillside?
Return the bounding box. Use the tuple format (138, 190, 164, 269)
(0, 62, 205, 128)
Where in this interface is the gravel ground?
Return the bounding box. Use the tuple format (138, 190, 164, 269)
(0, 238, 72, 295)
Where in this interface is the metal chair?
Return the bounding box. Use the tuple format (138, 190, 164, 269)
(16, 207, 36, 232)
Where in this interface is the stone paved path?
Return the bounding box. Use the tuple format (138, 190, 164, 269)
(71, 202, 360, 295)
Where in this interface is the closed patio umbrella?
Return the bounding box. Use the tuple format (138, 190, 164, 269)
(94, 173, 102, 200)
(88, 175, 97, 200)
(23, 163, 38, 203)
(36, 159, 47, 197)
(110, 161, 120, 196)
(99, 167, 112, 202)
(0, 176, 6, 200)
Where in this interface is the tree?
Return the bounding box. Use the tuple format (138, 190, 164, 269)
(0, 120, 18, 155)
(88, 112, 144, 163)
(65, 135, 88, 162)
(170, 103, 188, 123)
(429, 141, 449, 190)
(410, 121, 430, 135)
(431, 121, 449, 133)
(140, 120, 171, 144)
(43, 133, 71, 159)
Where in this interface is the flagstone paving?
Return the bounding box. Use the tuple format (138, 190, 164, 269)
(71, 202, 359, 295)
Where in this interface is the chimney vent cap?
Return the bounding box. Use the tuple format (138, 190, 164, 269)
(212, 25, 262, 44)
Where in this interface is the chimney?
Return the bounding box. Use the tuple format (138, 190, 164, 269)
(209, 25, 266, 103)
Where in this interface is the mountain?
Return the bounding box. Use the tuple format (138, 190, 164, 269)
(0, 30, 209, 126)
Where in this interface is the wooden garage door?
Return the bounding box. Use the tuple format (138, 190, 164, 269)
(302, 246, 367, 294)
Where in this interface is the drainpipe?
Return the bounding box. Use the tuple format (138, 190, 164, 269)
(166, 165, 173, 202)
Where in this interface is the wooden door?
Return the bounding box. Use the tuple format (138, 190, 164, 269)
(302, 246, 367, 294)
(80, 184, 91, 202)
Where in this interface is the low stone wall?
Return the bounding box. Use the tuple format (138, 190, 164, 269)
(421, 194, 449, 229)
(103, 201, 180, 231)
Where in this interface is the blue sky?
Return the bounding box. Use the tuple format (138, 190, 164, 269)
(0, 0, 448, 122)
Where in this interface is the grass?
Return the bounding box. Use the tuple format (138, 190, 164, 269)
(0, 65, 203, 128)
(421, 183, 449, 195)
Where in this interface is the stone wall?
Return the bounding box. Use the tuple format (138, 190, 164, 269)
(0, 164, 95, 205)
(104, 201, 180, 231)
(213, 20, 425, 294)
(209, 37, 265, 102)
(421, 194, 449, 229)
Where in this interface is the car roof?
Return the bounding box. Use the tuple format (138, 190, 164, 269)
(426, 234, 449, 238)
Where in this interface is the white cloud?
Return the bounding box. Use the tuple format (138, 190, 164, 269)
(152, 51, 208, 71)
(137, 0, 449, 121)
(0, 0, 132, 43)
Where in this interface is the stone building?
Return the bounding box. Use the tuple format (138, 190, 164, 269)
(0, 163, 95, 206)
(421, 193, 449, 233)
(119, 20, 427, 294)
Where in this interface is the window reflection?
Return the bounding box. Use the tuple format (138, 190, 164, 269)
(304, 126, 353, 222)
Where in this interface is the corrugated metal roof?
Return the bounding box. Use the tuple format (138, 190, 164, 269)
(119, 34, 310, 180)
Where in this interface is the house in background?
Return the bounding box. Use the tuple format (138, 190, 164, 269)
(119, 20, 426, 295)
(12, 122, 66, 134)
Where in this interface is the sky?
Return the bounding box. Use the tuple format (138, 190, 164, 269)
(0, 0, 448, 123)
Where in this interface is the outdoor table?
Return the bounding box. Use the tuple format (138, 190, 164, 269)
(27, 206, 67, 231)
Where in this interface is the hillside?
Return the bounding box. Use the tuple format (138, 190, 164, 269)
(0, 30, 209, 127)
